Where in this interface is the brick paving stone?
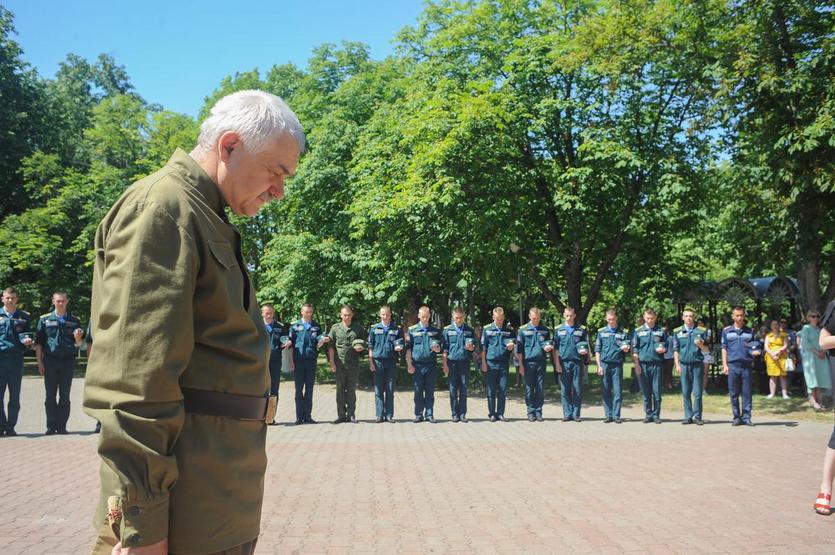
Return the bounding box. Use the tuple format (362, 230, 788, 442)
(1, 377, 834, 553)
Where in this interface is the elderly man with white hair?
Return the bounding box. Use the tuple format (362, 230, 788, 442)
(83, 90, 304, 555)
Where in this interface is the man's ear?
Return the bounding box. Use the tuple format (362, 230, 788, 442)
(218, 132, 242, 163)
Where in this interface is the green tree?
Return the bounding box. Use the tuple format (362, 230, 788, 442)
(714, 0, 835, 312)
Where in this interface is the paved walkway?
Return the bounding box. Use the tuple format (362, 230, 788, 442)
(1, 377, 833, 554)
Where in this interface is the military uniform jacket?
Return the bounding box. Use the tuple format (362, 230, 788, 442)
(554, 323, 588, 363)
(406, 324, 442, 364)
(595, 326, 629, 364)
(632, 324, 667, 363)
(516, 323, 551, 362)
(442, 323, 476, 362)
(672, 325, 706, 364)
(721, 325, 757, 364)
(265, 320, 287, 365)
(328, 322, 366, 366)
(0, 308, 31, 356)
(83, 149, 271, 553)
(481, 322, 514, 363)
(290, 319, 324, 361)
(367, 322, 403, 360)
(35, 311, 81, 358)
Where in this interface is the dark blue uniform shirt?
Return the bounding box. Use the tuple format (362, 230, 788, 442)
(554, 323, 588, 363)
(481, 322, 515, 363)
(721, 325, 757, 364)
(595, 326, 629, 364)
(368, 322, 403, 360)
(516, 323, 551, 362)
(407, 324, 442, 364)
(0, 308, 31, 356)
(290, 319, 323, 360)
(35, 311, 82, 358)
(442, 323, 476, 362)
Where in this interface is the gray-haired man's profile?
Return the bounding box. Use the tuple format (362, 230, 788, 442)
(84, 90, 304, 555)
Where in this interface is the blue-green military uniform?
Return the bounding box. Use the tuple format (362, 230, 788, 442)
(516, 322, 552, 419)
(672, 324, 707, 423)
(367, 321, 403, 420)
(0, 307, 31, 435)
(289, 319, 324, 423)
(631, 323, 668, 421)
(442, 322, 477, 419)
(554, 323, 588, 420)
(35, 311, 82, 433)
(264, 320, 287, 400)
(721, 324, 759, 424)
(480, 321, 515, 418)
(595, 325, 629, 421)
(406, 323, 442, 420)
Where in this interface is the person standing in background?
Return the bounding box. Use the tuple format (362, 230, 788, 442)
(764, 319, 790, 399)
(35, 291, 84, 435)
(799, 310, 831, 410)
(262, 304, 288, 425)
(0, 287, 33, 437)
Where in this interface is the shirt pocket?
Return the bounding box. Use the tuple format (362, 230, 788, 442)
(208, 239, 245, 309)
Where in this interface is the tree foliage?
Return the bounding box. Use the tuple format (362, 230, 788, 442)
(0, 1, 832, 326)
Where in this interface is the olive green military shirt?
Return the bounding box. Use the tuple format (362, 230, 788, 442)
(328, 322, 366, 367)
(82, 149, 270, 553)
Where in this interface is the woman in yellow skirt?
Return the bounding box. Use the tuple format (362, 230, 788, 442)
(764, 319, 790, 399)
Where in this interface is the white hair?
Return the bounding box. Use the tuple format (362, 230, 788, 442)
(196, 90, 305, 154)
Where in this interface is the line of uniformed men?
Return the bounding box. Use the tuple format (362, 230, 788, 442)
(0, 288, 87, 436)
(258, 302, 764, 426)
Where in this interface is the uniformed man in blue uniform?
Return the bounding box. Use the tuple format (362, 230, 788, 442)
(594, 308, 630, 423)
(35, 291, 84, 434)
(1, 287, 33, 437)
(673, 308, 708, 425)
(480, 307, 515, 422)
(406, 306, 443, 423)
(631, 308, 667, 423)
(442, 306, 477, 422)
(516, 307, 554, 422)
(721, 306, 762, 426)
(554, 306, 588, 422)
(262, 304, 288, 425)
(289, 303, 329, 425)
(368, 305, 403, 423)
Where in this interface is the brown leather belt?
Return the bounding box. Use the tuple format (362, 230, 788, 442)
(181, 387, 277, 423)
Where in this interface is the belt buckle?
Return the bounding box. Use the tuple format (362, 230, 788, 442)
(265, 395, 278, 423)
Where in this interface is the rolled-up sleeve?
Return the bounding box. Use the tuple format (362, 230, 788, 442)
(83, 201, 197, 547)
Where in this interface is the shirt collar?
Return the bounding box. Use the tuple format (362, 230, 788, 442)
(166, 148, 225, 218)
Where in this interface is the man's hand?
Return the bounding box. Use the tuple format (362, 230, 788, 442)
(407, 364, 415, 375)
(675, 364, 682, 375)
(722, 364, 729, 375)
(111, 538, 167, 555)
(330, 364, 337, 374)
(443, 365, 449, 377)
(37, 364, 45, 375)
(634, 364, 642, 376)
(597, 366, 603, 377)
(370, 361, 376, 372)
